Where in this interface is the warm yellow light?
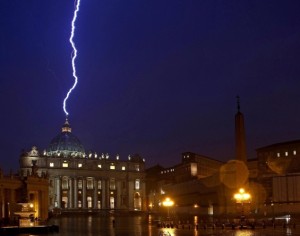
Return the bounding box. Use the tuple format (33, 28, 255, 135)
(29, 203, 34, 208)
(234, 188, 251, 202)
(244, 193, 250, 200)
(162, 197, 174, 207)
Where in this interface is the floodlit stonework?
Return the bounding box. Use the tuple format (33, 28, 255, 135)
(19, 120, 146, 212)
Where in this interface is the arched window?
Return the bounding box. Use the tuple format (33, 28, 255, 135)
(87, 196, 92, 208)
(110, 197, 115, 209)
(135, 179, 140, 190)
(62, 178, 69, 189)
(134, 192, 141, 210)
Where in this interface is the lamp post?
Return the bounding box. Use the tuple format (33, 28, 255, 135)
(162, 197, 174, 219)
(271, 201, 274, 221)
(234, 188, 251, 220)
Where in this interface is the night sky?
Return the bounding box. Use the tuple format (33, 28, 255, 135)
(1, 1, 300, 173)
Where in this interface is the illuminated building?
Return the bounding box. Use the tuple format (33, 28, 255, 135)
(0, 167, 48, 222)
(19, 119, 146, 212)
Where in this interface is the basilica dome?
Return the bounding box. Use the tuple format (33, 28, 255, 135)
(46, 119, 85, 158)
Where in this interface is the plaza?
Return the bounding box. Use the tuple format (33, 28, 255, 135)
(47, 214, 300, 236)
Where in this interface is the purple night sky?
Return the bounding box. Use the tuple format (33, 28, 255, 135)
(1, 1, 300, 172)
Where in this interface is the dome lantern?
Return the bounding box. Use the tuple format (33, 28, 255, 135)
(62, 118, 72, 133)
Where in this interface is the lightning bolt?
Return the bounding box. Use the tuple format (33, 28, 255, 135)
(63, 0, 81, 117)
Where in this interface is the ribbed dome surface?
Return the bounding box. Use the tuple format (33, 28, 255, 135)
(46, 119, 85, 158)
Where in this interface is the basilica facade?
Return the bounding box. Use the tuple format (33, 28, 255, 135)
(19, 119, 146, 212)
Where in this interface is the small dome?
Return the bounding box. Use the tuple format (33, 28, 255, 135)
(46, 119, 85, 158)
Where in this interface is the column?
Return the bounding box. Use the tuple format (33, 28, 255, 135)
(102, 179, 106, 209)
(73, 178, 78, 208)
(56, 177, 61, 208)
(39, 191, 43, 220)
(141, 182, 146, 211)
(10, 189, 15, 204)
(128, 180, 133, 210)
(0, 188, 4, 219)
(82, 178, 87, 209)
(116, 180, 121, 209)
(68, 178, 73, 208)
(107, 179, 111, 209)
(93, 179, 98, 209)
(10, 189, 16, 219)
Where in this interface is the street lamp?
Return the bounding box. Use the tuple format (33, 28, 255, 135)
(162, 197, 174, 218)
(234, 188, 251, 220)
(271, 201, 274, 221)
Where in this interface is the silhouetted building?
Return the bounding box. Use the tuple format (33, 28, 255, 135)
(256, 140, 300, 216)
(146, 95, 300, 219)
(146, 152, 224, 214)
(235, 96, 247, 163)
(0, 168, 48, 222)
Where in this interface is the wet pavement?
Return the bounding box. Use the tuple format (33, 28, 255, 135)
(16, 214, 300, 236)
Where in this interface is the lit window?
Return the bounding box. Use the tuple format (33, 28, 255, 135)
(110, 165, 115, 170)
(98, 164, 102, 168)
(49, 162, 54, 167)
(135, 179, 140, 190)
(191, 163, 197, 176)
(122, 166, 126, 170)
(62, 162, 68, 168)
(285, 152, 288, 156)
(135, 164, 140, 171)
(78, 163, 82, 168)
(293, 150, 297, 155)
(277, 153, 280, 157)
